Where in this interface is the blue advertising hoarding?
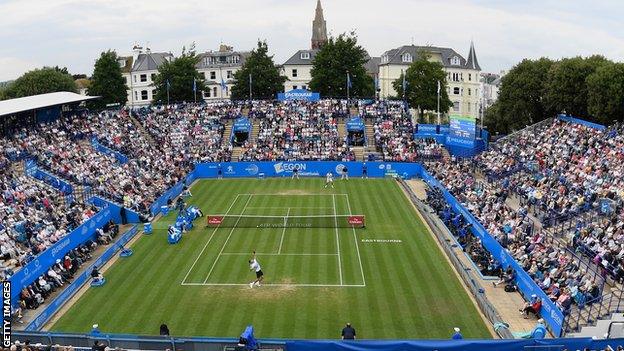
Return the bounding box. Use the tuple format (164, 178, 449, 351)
(346, 117, 365, 131)
(447, 115, 476, 147)
(277, 89, 320, 102)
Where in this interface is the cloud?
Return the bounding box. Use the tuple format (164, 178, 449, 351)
(1, 0, 624, 80)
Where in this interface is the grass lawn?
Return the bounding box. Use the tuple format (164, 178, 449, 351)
(51, 178, 491, 339)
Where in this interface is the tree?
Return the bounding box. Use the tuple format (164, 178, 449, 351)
(392, 51, 452, 120)
(230, 41, 286, 100)
(309, 32, 374, 98)
(544, 55, 610, 119)
(587, 62, 624, 125)
(88, 50, 128, 108)
(153, 45, 206, 103)
(484, 58, 554, 134)
(4, 67, 76, 99)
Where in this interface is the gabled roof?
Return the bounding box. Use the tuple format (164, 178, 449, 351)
(0, 92, 99, 117)
(132, 52, 173, 72)
(283, 49, 319, 66)
(380, 45, 467, 68)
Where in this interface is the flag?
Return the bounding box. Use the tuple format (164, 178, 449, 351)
(193, 78, 197, 92)
(437, 80, 441, 94)
(402, 73, 407, 94)
(220, 77, 227, 91)
(347, 72, 352, 89)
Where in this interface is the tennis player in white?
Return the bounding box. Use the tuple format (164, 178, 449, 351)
(249, 251, 264, 288)
(324, 172, 334, 188)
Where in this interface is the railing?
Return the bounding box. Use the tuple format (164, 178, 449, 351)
(399, 179, 514, 339)
(494, 117, 554, 145)
(608, 321, 624, 338)
(564, 289, 624, 334)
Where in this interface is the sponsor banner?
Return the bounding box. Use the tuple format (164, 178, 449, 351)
(30, 168, 73, 194)
(91, 138, 129, 164)
(232, 117, 252, 132)
(207, 216, 224, 226)
(420, 169, 564, 336)
(276, 89, 320, 102)
(9, 207, 116, 309)
(193, 162, 422, 179)
(25, 226, 139, 331)
(346, 117, 365, 131)
(448, 115, 476, 147)
(347, 215, 365, 227)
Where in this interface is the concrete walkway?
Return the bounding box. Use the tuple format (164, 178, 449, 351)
(406, 179, 541, 336)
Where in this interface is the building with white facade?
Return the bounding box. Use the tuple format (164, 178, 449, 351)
(480, 71, 504, 109)
(122, 45, 173, 106)
(196, 45, 250, 101)
(378, 42, 482, 119)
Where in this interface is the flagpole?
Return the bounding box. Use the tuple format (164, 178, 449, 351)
(193, 78, 197, 104)
(249, 73, 252, 101)
(166, 79, 170, 105)
(437, 80, 441, 125)
(346, 71, 350, 105)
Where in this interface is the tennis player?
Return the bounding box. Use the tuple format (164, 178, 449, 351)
(249, 251, 264, 288)
(324, 172, 334, 188)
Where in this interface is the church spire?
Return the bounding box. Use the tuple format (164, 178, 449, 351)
(311, 0, 328, 50)
(465, 40, 481, 71)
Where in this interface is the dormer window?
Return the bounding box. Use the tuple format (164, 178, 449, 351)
(300, 52, 310, 60)
(402, 53, 412, 63)
(451, 56, 460, 66)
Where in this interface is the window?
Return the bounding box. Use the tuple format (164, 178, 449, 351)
(402, 53, 412, 63)
(151, 73, 156, 82)
(141, 90, 148, 100)
(451, 56, 460, 65)
(292, 69, 298, 78)
(203, 72, 207, 79)
(152, 90, 157, 98)
(468, 88, 471, 96)
(225, 86, 229, 96)
(453, 87, 460, 95)
(205, 88, 210, 98)
(140, 74, 147, 82)
(133, 75, 137, 83)
(293, 85, 298, 90)
(134, 91, 138, 100)
(302, 85, 307, 90)
(453, 101, 460, 111)
(452, 73, 460, 82)
(232, 55, 240, 64)
(468, 73, 472, 81)
(227, 70, 232, 79)
(301, 52, 311, 60)
(209, 71, 215, 80)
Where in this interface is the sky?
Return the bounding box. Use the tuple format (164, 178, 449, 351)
(1, 0, 624, 82)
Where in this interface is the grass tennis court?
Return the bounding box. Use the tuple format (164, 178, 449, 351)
(50, 178, 491, 339)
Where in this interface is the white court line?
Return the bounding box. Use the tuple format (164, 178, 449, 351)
(332, 194, 343, 285)
(181, 282, 366, 287)
(221, 253, 338, 256)
(237, 193, 349, 196)
(202, 194, 254, 284)
(244, 207, 334, 209)
(346, 194, 366, 286)
(181, 194, 241, 285)
(277, 208, 291, 254)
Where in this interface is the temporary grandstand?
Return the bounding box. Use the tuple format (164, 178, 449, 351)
(3, 98, 624, 351)
(0, 91, 99, 135)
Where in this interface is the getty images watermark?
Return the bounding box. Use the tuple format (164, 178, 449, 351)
(2, 281, 11, 347)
